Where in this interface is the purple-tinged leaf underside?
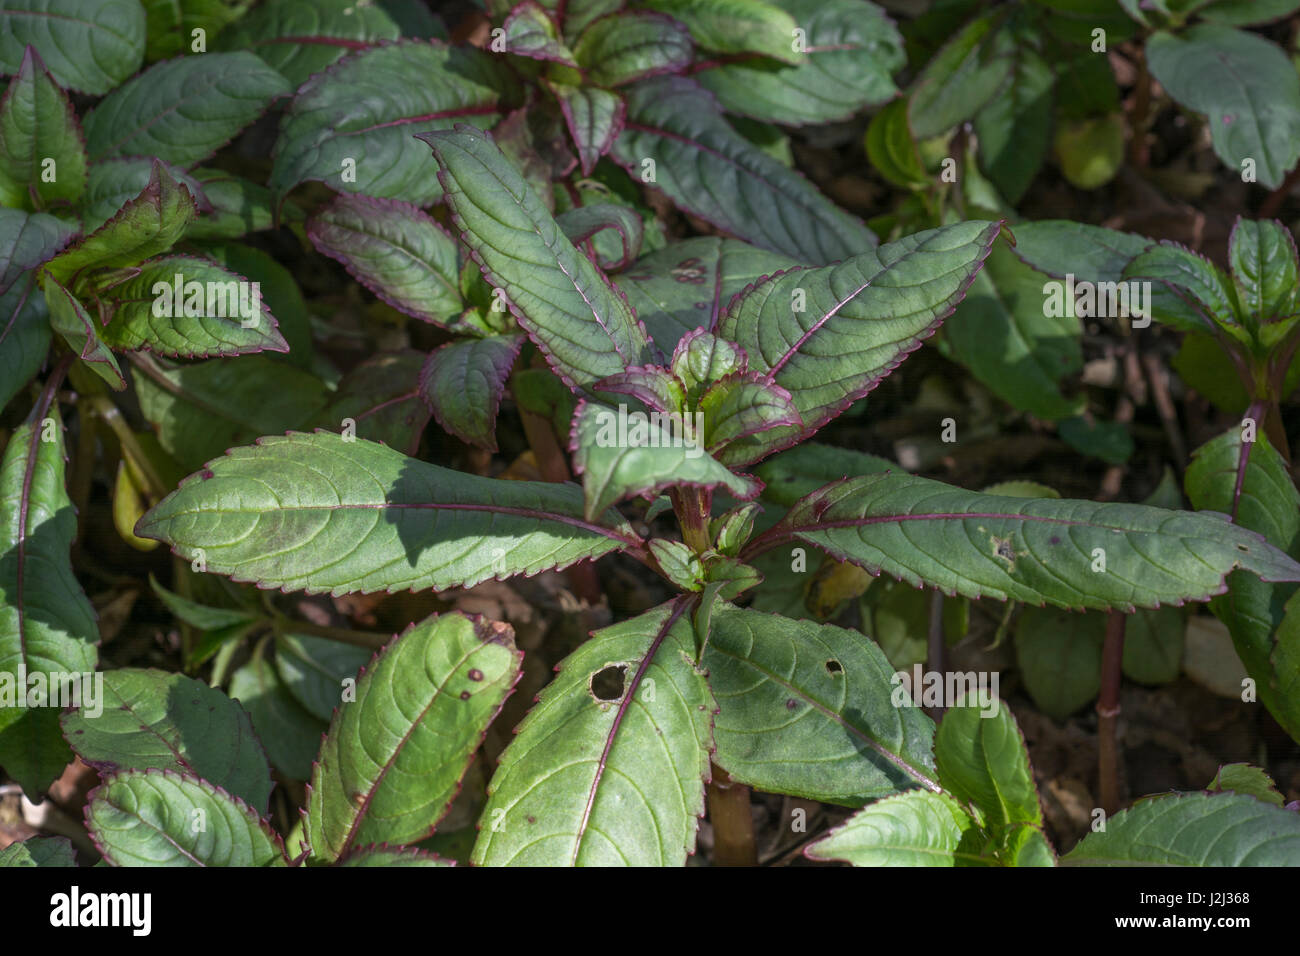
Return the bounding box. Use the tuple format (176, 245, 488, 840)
(418, 333, 525, 451)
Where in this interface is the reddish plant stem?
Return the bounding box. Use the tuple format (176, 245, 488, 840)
(671, 486, 712, 554)
(1097, 611, 1127, 816)
(707, 764, 757, 867)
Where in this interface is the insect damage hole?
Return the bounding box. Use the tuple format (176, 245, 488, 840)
(589, 664, 629, 703)
(825, 659, 843, 675)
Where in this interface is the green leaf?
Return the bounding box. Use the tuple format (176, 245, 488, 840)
(1010, 219, 1151, 284)
(215, 0, 404, 87)
(865, 97, 928, 190)
(703, 604, 938, 804)
(81, 158, 208, 234)
(940, 241, 1084, 421)
(572, 11, 692, 87)
(1015, 605, 1103, 719)
(754, 441, 893, 506)
(306, 612, 520, 861)
(805, 790, 983, 866)
(502, 1, 577, 66)
(612, 76, 877, 264)
(86, 769, 286, 866)
(1227, 218, 1299, 327)
(135, 431, 639, 594)
(270, 41, 519, 207)
(1124, 241, 1241, 336)
(640, 0, 803, 64)
(697, 0, 903, 126)
(133, 354, 329, 470)
(1146, 25, 1300, 190)
(419, 334, 524, 451)
(194, 240, 313, 366)
(148, 573, 257, 631)
(1186, 428, 1298, 557)
(750, 471, 1300, 611)
(228, 654, 325, 781)
(1122, 605, 1185, 685)
(0, 277, 51, 410)
(908, 11, 1014, 140)
(42, 161, 197, 289)
(421, 125, 651, 390)
(0, 407, 98, 796)
(550, 83, 625, 178)
(569, 399, 760, 521)
(1197, 0, 1300, 26)
(1057, 415, 1133, 465)
(83, 52, 289, 168)
(700, 373, 802, 459)
(141, 0, 243, 61)
(315, 350, 430, 455)
(1207, 763, 1285, 805)
(337, 845, 453, 867)
(0, 835, 75, 866)
(0, 207, 76, 293)
(472, 600, 714, 866)
(307, 193, 462, 326)
(61, 668, 273, 812)
(616, 237, 800, 357)
(43, 273, 125, 389)
(716, 221, 1003, 461)
(934, 695, 1042, 834)
(556, 201, 644, 271)
(1062, 792, 1300, 865)
(273, 633, 369, 723)
(0, 0, 145, 96)
(185, 168, 280, 241)
(0, 47, 87, 208)
(972, 33, 1053, 204)
(95, 254, 288, 358)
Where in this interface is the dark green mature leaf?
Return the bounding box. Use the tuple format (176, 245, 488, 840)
(185, 168, 279, 241)
(307, 612, 520, 861)
(909, 10, 1014, 139)
(748, 472, 1300, 611)
(642, 0, 802, 63)
(96, 255, 287, 358)
(0, 835, 75, 866)
(133, 354, 329, 469)
(934, 696, 1041, 834)
(307, 194, 461, 326)
(135, 431, 640, 594)
(42, 162, 196, 288)
(315, 350, 430, 454)
(337, 846, 453, 867)
(0, 0, 145, 95)
(1197, 0, 1300, 26)
(616, 237, 800, 358)
(754, 441, 894, 506)
(569, 399, 760, 520)
(972, 33, 1052, 204)
(0, 47, 87, 208)
(216, 0, 405, 86)
(941, 242, 1084, 421)
(83, 52, 289, 167)
(1010, 219, 1152, 284)
(141, 0, 243, 61)
(805, 790, 982, 866)
(1228, 218, 1299, 326)
(612, 76, 877, 264)
(717, 221, 1003, 461)
(419, 334, 524, 451)
(273, 633, 370, 723)
(43, 274, 125, 389)
(421, 125, 652, 390)
(1146, 25, 1300, 190)
(572, 11, 692, 86)
(87, 769, 286, 866)
(703, 604, 938, 804)
(1063, 792, 1300, 865)
(697, 0, 904, 126)
(0, 278, 50, 410)
(1015, 606, 1103, 719)
(1124, 242, 1240, 336)
(228, 654, 324, 781)
(271, 42, 519, 207)
(556, 202, 644, 271)
(81, 158, 208, 234)
(62, 668, 273, 812)
(473, 600, 714, 866)
(550, 83, 625, 177)
(0, 207, 76, 293)
(0, 407, 98, 796)
(865, 97, 927, 190)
